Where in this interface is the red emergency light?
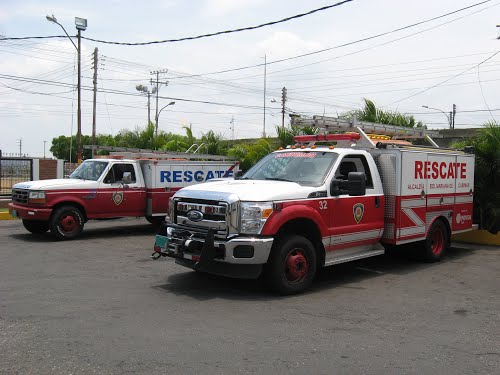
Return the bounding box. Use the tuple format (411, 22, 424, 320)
(293, 133, 361, 143)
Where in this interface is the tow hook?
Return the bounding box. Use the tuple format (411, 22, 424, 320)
(151, 251, 162, 260)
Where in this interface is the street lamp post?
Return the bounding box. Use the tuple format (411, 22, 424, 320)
(46, 14, 87, 164)
(422, 105, 452, 129)
(154, 101, 175, 148)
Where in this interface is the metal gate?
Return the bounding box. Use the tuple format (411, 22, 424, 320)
(0, 152, 33, 196)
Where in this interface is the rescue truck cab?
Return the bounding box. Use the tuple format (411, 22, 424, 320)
(9, 147, 238, 240)
(153, 118, 476, 294)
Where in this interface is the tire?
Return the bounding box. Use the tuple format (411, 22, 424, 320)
(265, 235, 317, 295)
(22, 219, 49, 234)
(423, 219, 449, 262)
(146, 215, 164, 226)
(49, 205, 85, 240)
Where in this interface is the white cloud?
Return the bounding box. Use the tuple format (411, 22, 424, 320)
(258, 31, 323, 60)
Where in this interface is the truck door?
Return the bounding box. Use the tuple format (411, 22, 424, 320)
(328, 154, 385, 252)
(99, 163, 146, 216)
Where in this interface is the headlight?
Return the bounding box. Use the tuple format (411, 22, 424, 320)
(28, 191, 46, 203)
(240, 202, 273, 234)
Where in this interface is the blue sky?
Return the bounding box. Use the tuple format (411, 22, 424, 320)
(1, 0, 499, 157)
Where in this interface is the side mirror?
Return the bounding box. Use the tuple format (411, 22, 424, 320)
(122, 172, 132, 184)
(330, 172, 366, 196)
(347, 172, 366, 196)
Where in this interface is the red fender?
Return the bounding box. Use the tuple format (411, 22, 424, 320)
(261, 204, 328, 236)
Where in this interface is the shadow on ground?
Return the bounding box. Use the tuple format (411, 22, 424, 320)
(9, 222, 156, 242)
(153, 245, 476, 301)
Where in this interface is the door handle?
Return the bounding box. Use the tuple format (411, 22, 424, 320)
(375, 196, 380, 208)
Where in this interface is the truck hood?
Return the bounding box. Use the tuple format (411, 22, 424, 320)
(13, 179, 99, 190)
(175, 179, 322, 202)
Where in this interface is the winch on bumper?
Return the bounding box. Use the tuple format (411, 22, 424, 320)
(153, 224, 274, 279)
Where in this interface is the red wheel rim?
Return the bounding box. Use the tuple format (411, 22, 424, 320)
(431, 226, 444, 255)
(284, 249, 309, 282)
(60, 214, 78, 233)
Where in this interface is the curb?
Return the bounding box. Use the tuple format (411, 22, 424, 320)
(452, 230, 500, 246)
(0, 211, 16, 220)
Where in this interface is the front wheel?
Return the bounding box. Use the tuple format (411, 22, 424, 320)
(423, 219, 449, 262)
(265, 235, 317, 295)
(22, 219, 49, 234)
(49, 205, 85, 240)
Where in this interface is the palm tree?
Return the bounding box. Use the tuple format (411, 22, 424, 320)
(275, 125, 319, 148)
(201, 130, 225, 155)
(344, 99, 425, 128)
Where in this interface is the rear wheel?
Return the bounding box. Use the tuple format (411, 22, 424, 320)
(49, 205, 84, 240)
(22, 220, 49, 234)
(266, 235, 317, 295)
(423, 219, 449, 262)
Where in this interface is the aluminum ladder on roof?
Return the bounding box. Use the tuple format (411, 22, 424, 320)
(290, 115, 441, 148)
(83, 145, 236, 161)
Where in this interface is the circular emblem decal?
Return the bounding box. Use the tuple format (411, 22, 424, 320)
(187, 210, 203, 222)
(456, 213, 461, 224)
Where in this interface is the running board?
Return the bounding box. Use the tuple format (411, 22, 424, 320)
(324, 249, 385, 266)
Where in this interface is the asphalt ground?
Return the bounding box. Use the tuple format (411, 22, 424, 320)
(0, 218, 499, 374)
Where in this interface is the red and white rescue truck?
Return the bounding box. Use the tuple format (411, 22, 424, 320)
(153, 118, 476, 294)
(8, 147, 238, 240)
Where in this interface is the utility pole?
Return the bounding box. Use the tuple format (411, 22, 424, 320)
(43, 141, 47, 158)
(263, 54, 267, 138)
(452, 104, 456, 129)
(281, 87, 287, 128)
(18, 138, 22, 157)
(150, 69, 169, 139)
(230, 116, 235, 140)
(91, 47, 98, 158)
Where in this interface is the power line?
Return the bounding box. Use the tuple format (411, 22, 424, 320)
(0, 1, 353, 45)
(167, 0, 495, 79)
(388, 50, 500, 105)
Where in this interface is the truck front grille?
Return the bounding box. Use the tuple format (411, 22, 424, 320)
(174, 198, 231, 238)
(12, 189, 28, 205)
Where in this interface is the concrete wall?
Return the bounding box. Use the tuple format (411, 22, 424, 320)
(435, 128, 482, 147)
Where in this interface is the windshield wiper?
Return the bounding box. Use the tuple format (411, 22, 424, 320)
(264, 177, 293, 182)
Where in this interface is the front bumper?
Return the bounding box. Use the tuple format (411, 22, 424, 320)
(153, 225, 274, 279)
(8, 203, 52, 221)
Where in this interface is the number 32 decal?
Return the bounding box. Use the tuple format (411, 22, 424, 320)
(319, 200, 328, 210)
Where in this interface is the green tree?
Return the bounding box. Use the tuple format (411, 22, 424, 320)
(275, 125, 319, 148)
(50, 135, 93, 161)
(227, 139, 273, 172)
(453, 121, 500, 233)
(343, 98, 425, 128)
(201, 130, 226, 155)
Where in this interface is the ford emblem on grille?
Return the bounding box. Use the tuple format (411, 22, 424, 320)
(187, 209, 204, 222)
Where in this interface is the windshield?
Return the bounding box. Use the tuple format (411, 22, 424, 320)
(243, 151, 338, 186)
(69, 161, 108, 181)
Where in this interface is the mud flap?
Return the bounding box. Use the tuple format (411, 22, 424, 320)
(194, 229, 216, 271)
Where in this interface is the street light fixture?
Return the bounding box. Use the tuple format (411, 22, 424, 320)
(422, 105, 452, 129)
(46, 14, 87, 164)
(155, 101, 176, 147)
(136, 84, 157, 126)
